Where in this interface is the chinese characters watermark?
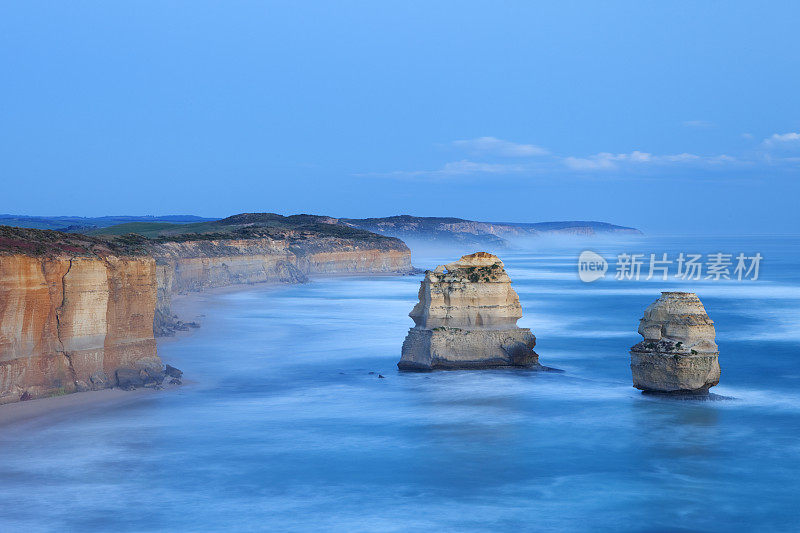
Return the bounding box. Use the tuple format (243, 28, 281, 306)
(578, 251, 762, 283)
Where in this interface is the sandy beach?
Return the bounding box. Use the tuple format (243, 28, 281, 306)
(0, 387, 160, 429)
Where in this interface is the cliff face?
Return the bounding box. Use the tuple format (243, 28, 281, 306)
(398, 252, 540, 370)
(152, 239, 304, 293)
(151, 237, 411, 291)
(150, 234, 413, 334)
(293, 248, 411, 275)
(630, 292, 721, 394)
(0, 253, 160, 404)
(0, 216, 414, 403)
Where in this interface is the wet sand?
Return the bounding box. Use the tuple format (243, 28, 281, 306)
(0, 387, 160, 429)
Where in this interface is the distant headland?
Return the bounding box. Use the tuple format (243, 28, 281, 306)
(0, 213, 642, 248)
(341, 215, 641, 247)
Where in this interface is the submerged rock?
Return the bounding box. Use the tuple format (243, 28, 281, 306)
(165, 364, 183, 379)
(115, 361, 178, 390)
(398, 252, 542, 370)
(630, 292, 720, 394)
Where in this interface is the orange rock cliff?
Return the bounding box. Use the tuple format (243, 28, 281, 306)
(0, 219, 413, 403)
(0, 232, 160, 404)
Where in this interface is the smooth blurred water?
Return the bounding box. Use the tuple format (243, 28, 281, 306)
(1, 235, 799, 532)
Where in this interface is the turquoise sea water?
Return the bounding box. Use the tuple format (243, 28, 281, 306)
(1, 235, 799, 531)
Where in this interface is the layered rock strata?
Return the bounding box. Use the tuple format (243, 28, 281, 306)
(0, 216, 414, 403)
(0, 229, 163, 404)
(151, 236, 413, 335)
(630, 292, 720, 394)
(398, 252, 540, 370)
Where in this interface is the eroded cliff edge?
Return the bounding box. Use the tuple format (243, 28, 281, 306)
(0, 215, 414, 403)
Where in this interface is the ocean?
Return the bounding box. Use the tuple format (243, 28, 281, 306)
(1, 234, 799, 531)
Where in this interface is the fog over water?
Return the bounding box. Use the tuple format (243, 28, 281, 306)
(1, 235, 799, 531)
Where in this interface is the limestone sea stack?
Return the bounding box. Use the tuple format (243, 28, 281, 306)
(630, 292, 720, 394)
(398, 252, 541, 370)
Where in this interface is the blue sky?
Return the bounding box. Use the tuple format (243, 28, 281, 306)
(1, 1, 799, 233)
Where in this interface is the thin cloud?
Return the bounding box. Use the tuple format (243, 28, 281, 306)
(683, 120, 714, 128)
(562, 151, 737, 171)
(562, 155, 615, 171)
(435, 160, 524, 175)
(762, 132, 800, 148)
(358, 160, 526, 179)
(360, 132, 770, 179)
(452, 136, 549, 157)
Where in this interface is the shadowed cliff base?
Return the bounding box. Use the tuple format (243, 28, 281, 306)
(397, 360, 563, 372)
(641, 390, 734, 401)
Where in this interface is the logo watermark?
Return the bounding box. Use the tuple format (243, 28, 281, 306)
(578, 250, 608, 282)
(578, 251, 762, 283)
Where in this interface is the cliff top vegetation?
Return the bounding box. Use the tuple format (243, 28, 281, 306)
(0, 225, 150, 257)
(0, 212, 409, 257)
(86, 213, 408, 251)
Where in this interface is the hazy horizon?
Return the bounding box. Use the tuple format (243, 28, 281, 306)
(5, 211, 800, 237)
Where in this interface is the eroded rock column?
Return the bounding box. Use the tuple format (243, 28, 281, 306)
(630, 292, 721, 394)
(398, 252, 541, 370)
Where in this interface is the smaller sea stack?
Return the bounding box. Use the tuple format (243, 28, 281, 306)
(398, 252, 541, 370)
(630, 292, 720, 394)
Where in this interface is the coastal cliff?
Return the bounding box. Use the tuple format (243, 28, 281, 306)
(141, 214, 413, 334)
(398, 252, 541, 370)
(151, 236, 410, 293)
(0, 214, 414, 402)
(151, 242, 411, 335)
(0, 228, 161, 404)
